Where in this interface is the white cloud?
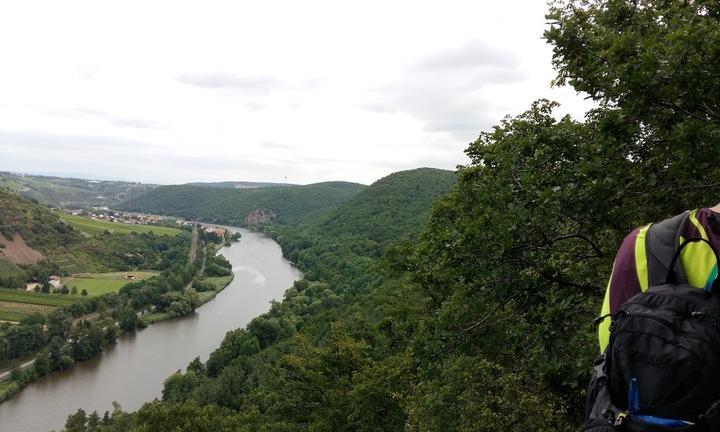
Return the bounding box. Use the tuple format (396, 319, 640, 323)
(0, 0, 594, 185)
(177, 73, 279, 94)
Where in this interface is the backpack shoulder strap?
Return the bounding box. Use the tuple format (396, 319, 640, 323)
(645, 211, 690, 287)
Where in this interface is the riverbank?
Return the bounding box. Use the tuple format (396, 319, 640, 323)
(0, 227, 302, 432)
(139, 275, 234, 325)
(0, 243, 236, 405)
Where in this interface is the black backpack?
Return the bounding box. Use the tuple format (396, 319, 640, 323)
(586, 213, 720, 432)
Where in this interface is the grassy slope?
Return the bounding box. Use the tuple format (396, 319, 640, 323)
(0, 260, 24, 284)
(59, 214, 181, 236)
(0, 303, 54, 321)
(0, 188, 84, 254)
(120, 181, 367, 226)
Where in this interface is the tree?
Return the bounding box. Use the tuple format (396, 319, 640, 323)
(187, 356, 205, 374)
(34, 349, 52, 376)
(81, 289, 88, 296)
(71, 286, 78, 295)
(545, 0, 720, 198)
(162, 370, 206, 403)
(65, 409, 88, 432)
(47, 309, 71, 340)
(117, 307, 138, 332)
(102, 318, 119, 344)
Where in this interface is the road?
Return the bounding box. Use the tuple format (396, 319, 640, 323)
(0, 358, 36, 382)
(188, 225, 198, 265)
(0, 310, 109, 382)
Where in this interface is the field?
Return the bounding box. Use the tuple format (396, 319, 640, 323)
(0, 289, 77, 322)
(63, 271, 158, 296)
(0, 301, 54, 321)
(0, 289, 78, 306)
(58, 214, 181, 237)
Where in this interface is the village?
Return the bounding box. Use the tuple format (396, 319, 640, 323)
(64, 208, 183, 227)
(15, 209, 232, 296)
(62, 209, 228, 238)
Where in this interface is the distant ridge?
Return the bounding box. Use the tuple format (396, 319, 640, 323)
(0, 171, 156, 208)
(185, 181, 296, 189)
(120, 181, 367, 226)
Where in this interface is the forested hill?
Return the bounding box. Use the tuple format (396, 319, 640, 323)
(120, 181, 366, 226)
(70, 167, 461, 430)
(60, 1, 720, 430)
(319, 168, 456, 243)
(267, 168, 457, 281)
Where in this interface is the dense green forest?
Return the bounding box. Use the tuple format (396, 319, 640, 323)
(61, 1, 720, 431)
(120, 181, 366, 226)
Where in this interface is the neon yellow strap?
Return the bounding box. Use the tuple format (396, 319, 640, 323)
(635, 225, 651, 292)
(598, 262, 614, 352)
(689, 209, 709, 241)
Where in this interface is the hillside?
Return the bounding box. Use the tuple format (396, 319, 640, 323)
(319, 168, 456, 243)
(44, 2, 720, 431)
(0, 188, 191, 288)
(0, 188, 86, 285)
(78, 168, 461, 430)
(120, 181, 366, 225)
(185, 181, 294, 189)
(0, 172, 156, 209)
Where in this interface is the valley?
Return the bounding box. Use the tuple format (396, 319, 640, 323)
(1, 1, 715, 430)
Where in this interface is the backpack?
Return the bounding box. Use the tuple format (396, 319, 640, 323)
(585, 212, 720, 431)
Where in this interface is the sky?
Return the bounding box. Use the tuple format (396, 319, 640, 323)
(0, 0, 594, 186)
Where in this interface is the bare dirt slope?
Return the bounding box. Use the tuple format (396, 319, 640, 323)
(0, 234, 44, 264)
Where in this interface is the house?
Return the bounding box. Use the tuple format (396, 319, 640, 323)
(48, 275, 62, 289)
(126, 275, 136, 280)
(25, 282, 39, 292)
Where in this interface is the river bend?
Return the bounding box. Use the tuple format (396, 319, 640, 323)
(0, 227, 302, 431)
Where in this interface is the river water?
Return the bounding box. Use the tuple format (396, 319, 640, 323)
(0, 227, 302, 432)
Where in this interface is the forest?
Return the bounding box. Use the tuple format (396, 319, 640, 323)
(120, 181, 366, 226)
(60, 1, 720, 431)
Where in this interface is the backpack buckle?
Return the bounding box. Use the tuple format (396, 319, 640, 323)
(614, 412, 627, 427)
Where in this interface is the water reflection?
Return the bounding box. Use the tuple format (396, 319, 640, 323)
(0, 228, 302, 432)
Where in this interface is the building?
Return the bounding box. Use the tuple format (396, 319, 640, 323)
(48, 275, 62, 289)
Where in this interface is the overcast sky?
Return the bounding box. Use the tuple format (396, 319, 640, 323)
(0, 1, 593, 185)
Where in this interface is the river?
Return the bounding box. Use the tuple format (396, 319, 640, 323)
(0, 227, 302, 432)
